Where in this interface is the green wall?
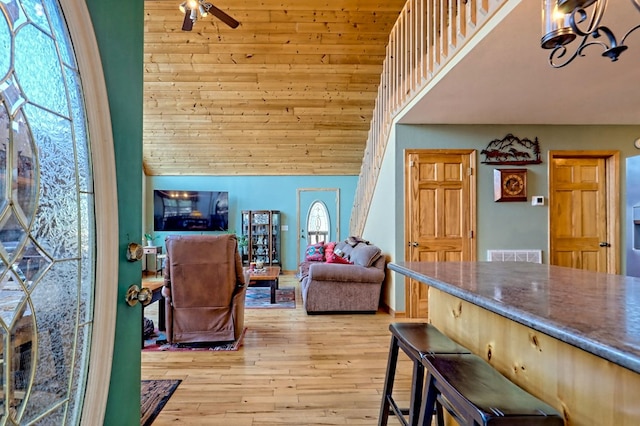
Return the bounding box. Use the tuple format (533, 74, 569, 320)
(85, 0, 143, 424)
(145, 175, 358, 272)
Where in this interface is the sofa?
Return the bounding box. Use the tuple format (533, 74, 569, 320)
(298, 237, 386, 313)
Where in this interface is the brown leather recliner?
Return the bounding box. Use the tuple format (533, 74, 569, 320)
(162, 234, 246, 343)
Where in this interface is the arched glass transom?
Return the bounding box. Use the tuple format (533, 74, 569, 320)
(306, 200, 330, 244)
(0, 0, 95, 423)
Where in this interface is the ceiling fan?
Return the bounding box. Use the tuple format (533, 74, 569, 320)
(179, 0, 239, 31)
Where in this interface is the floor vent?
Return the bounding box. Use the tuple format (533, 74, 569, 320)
(487, 250, 542, 264)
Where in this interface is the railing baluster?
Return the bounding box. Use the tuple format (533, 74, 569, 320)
(469, 0, 477, 28)
(450, 0, 458, 49)
(350, 0, 508, 235)
(459, 0, 467, 38)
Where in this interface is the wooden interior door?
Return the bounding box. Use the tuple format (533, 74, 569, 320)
(549, 151, 619, 273)
(404, 150, 476, 318)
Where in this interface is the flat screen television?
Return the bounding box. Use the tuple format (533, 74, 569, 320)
(153, 190, 228, 232)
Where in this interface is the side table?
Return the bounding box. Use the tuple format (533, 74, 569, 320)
(143, 245, 162, 275)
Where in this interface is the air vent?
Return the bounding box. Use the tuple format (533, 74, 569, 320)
(487, 250, 542, 264)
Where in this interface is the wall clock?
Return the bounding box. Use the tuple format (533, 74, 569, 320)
(494, 168, 527, 202)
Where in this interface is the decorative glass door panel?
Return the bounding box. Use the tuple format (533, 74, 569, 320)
(251, 211, 269, 265)
(306, 201, 330, 245)
(0, 0, 96, 423)
(270, 211, 280, 265)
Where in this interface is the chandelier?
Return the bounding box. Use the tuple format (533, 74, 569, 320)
(541, 0, 640, 68)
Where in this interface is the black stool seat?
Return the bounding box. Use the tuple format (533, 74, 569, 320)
(379, 323, 471, 426)
(419, 353, 564, 426)
(390, 322, 472, 357)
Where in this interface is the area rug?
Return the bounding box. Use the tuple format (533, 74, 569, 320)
(143, 327, 246, 352)
(141, 379, 180, 426)
(245, 286, 295, 309)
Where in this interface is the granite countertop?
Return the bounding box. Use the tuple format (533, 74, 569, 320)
(389, 261, 640, 374)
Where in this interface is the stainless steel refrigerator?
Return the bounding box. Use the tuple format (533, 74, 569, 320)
(627, 155, 640, 277)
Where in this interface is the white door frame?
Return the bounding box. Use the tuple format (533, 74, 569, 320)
(296, 188, 340, 265)
(64, 0, 119, 422)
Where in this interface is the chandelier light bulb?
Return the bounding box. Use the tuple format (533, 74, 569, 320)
(179, 1, 186, 13)
(541, 0, 576, 49)
(541, 0, 640, 67)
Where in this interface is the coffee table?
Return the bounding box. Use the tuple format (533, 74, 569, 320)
(245, 266, 281, 303)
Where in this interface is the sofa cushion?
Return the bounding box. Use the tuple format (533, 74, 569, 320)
(349, 243, 382, 267)
(326, 252, 353, 264)
(324, 242, 337, 261)
(334, 241, 350, 258)
(305, 242, 325, 261)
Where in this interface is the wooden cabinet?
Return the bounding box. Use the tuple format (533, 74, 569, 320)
(241, 210, 281, 266)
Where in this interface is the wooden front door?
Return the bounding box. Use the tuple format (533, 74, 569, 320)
(549, 151, 619, 273)
(404, 150, 476, 318)
(296, 188, 340, 265)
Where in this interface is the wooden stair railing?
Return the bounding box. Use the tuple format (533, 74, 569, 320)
(350, 0, 510, 236)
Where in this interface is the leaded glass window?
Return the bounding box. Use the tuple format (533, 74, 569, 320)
(306, 201, 330, 245)
(0, 0, 95, 423)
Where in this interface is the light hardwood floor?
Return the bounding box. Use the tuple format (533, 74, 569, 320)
(142, 274, 413, 425)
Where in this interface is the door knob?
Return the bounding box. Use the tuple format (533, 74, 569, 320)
(407, 242, 419, 247)
(599, 242, 611, 247)
(125, 284, 153, 307)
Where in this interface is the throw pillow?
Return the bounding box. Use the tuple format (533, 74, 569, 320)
(324, 242, 336, 262)
(305, 242, 325, 261)
(326, 252, 353, 264)
(346, 236, 369, 247)
(350, 244, 382, 267)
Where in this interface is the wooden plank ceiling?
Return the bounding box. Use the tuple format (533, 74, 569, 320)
(143, 0, 405, 176)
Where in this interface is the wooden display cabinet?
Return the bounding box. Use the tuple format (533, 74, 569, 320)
(241, 210, 281, 267)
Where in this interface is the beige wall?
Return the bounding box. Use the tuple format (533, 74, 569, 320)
(362, 126, 399, 313)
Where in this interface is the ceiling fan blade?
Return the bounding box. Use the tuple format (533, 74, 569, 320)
(181, 9, 193, 31)
(207, 4, 239, 28)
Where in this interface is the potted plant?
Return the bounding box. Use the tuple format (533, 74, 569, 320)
(144, 233, 156, 247)
(237, 234, 248, 254)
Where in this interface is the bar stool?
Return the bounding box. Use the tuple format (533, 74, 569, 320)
(418, 353, 565, 426)
(378, 323, 471, 426)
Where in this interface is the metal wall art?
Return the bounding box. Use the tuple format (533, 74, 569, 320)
(481, 134, 542, 165)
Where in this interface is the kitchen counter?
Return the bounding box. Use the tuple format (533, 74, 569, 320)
(389, 261, 640, 374)
(389, 261, 640, 424)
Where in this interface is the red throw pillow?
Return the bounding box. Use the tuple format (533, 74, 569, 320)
(324, 242, 336, 262)
(305, 242, 325, 261)
(326, 252, 352, 264)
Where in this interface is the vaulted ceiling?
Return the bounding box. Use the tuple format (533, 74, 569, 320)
(143, 1, 640, 177)
(143, 0, 406, 176)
